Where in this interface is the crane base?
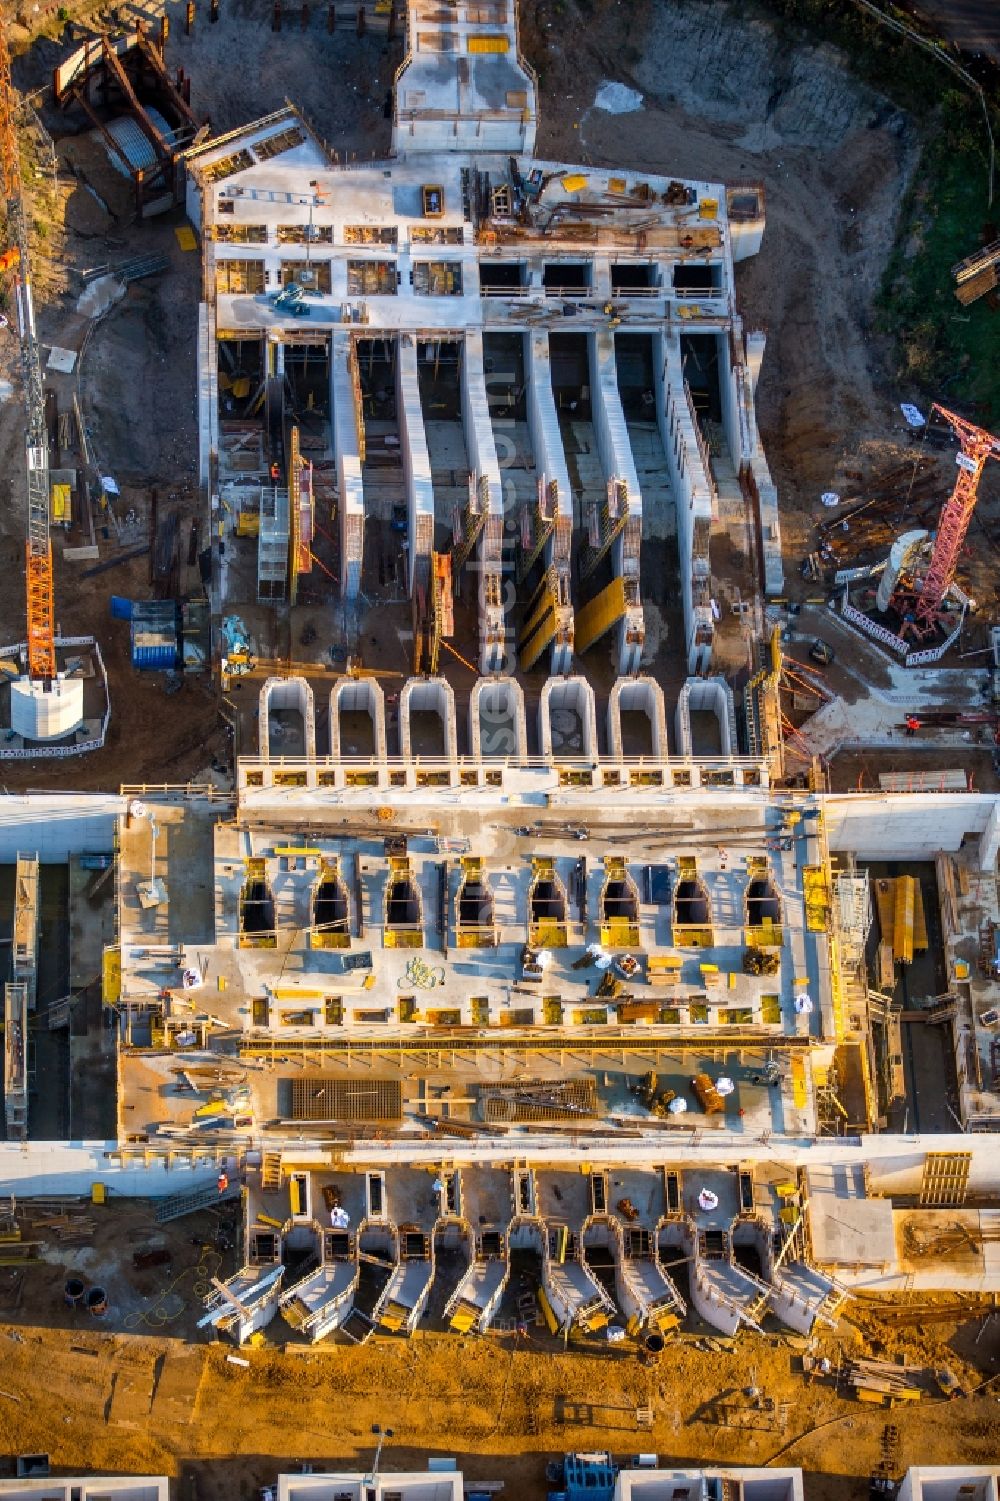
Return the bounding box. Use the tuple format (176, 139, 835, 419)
(10, 674, 84, 743)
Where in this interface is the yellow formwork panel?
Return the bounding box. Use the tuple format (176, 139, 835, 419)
(384, 929, 423, 949)
(575, 576, 627, 655)
(600, 919, 640, 950)
(802, 866, 830, 932)
(468, 34, 509, 52)
(913, 879, 928, 951)
(102, 946, 121, 1005)
(790, 1054, 807, 1109)
(530, 919, 568, 949)
(538, 1287, 558, 1334)
(893, 875, 915, 965)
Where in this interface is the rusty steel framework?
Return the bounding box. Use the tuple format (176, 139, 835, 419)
(0, 17, 55, 679)
(897, 404, 1000, 639)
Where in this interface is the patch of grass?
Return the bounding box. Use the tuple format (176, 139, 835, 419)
(743, 0, 1000, 421)
(876, 96, 1000, 423)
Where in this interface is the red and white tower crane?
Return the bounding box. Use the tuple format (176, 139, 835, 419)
(895, 403, 1000, 640)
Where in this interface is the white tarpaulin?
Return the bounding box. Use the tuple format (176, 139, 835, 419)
(698, 1188, 720, 1212)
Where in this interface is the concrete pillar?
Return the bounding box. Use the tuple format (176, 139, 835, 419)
(525, 330, 572, 557)
(397, 338, 434, 598)
(657, 330, 715, 674)
(588, 331, 645, 674)
(525, 332, 574, 675)
(330, 332, 364, 600)
(460, 331, 506, 674)
(746, 329, 765, 397)
(980, 799, 1000, 872)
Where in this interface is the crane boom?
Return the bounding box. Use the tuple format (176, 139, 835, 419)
(912, 403, 1000, 634)
(0, 17, 55, 680)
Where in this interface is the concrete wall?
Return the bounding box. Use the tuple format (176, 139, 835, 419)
(399, 677, 457, 762)
(897, 1473, 999, 1501)
(397, 336, 435, 597)
(460, 331, 506, 672)
(587, 331, 641, 515)
(331, 331, 365, 599)
(675, 677, 736, 757)
(470, 676, 527, 760)
(460, 330, 502, 522)
(539, 676, 598, 762)
(525, 331, 572, 537)
(0, 795, 123, 862)
(330, 677, 386, 761)
(197, 302, 217, 492)
(607, 676, 668, 760)
(259, 676, 316, 762)
(0, 1483, 167, 1501)
(824, 792, 994, 860)
(655, 331, 715, 673)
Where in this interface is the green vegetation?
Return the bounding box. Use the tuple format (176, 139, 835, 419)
(748, 0, 1000, 422)
(876, 101, 1000, 425)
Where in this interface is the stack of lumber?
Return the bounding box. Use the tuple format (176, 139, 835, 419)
(843, 1356, 923, 1404)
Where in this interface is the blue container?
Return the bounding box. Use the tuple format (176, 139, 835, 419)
(110, 596, 133, 620)
(131, 642, 178, 670)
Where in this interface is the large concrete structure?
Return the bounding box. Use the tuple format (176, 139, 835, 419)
(186, 0, 777, 685)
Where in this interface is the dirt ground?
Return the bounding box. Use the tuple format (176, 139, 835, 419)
(0, 0, 994, 784)
(0, 1200, 999, 1501)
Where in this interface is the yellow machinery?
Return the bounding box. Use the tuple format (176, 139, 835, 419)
(599, 856, 641, 950)
(892, 875, 916, 966)
(802, 865, 830, 934)
(528, 857, 569, 948)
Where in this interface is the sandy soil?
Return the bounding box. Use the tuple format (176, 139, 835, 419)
(0, 1216, 998, 1501)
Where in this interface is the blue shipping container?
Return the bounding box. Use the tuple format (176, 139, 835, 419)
(131, 641, 178, 670)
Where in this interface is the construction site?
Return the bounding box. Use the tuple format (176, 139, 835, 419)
(0, 0, 998, 1498)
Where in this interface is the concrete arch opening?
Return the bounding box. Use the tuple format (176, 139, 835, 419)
(539, 676, 598, 761)
(311, 859, 351, 949)
(330, 677, 386, 760)
(470, 676, 526, 761)
(259, 676, 316, 760)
